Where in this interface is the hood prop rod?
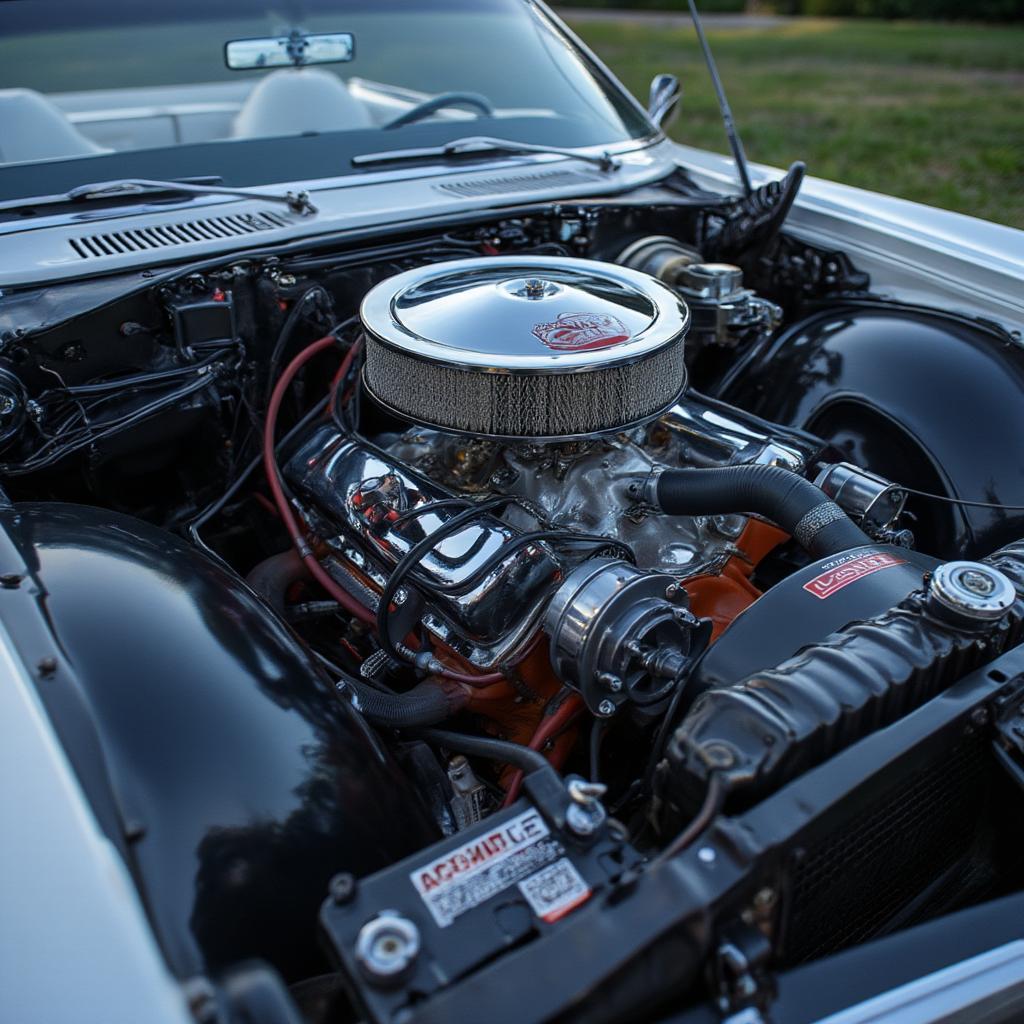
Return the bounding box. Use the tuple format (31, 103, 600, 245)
(688, 0, 754, 196)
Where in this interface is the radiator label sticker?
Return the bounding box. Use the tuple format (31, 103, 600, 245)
(803, 550, 906, 600)
(517, 857, 591, 923)
(410, 809, 563, 928)
(532, 312, 630, 351)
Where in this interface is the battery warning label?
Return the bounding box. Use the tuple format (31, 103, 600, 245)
(409, 809, 590, 928)
(517, 858, 591, 923)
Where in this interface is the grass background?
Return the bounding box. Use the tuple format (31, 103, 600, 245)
(561, 13, 1024, 227)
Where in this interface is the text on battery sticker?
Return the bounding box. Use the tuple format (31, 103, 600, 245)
(517, 858, 591, 923)
(410, 809, 562, 928)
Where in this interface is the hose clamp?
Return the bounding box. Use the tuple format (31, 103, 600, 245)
(792, 500, 847, 548)
(628, 467, 664, 509)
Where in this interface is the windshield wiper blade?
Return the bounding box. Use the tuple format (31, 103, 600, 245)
(352, 136, 620, 173)
(0, 178, 317, 216)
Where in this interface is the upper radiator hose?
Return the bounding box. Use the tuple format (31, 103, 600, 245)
(647, 464, 871, 558)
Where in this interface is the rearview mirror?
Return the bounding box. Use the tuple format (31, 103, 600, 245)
(225, 31, 355, 71)
(648, 74, 681, 130)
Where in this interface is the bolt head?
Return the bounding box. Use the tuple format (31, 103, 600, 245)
(697, 846, 716, 864)
(702, 742, 736, 770)
(328, 872, 356, 905)
(961, 569, 997, 596)
(567, 777, 608, 805)
(598, 672, 623, 693)
(597, 698, 616, 717)
(566, 798, 606, 837)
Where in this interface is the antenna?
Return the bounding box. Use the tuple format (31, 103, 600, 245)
(687, 0, 753, 196)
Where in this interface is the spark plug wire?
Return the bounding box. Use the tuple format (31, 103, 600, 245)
(264, 334, 376, 625)
(502, 692, 584, 807)
(264, 333, 506, 687)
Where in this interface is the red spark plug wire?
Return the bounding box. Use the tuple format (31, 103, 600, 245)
(502, 692, 584, 806)
(264, 334, 505, 685)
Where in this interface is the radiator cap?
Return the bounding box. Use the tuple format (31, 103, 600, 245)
(928, 561, 1016, 625)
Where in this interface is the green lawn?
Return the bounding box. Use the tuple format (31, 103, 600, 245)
(564, 15, 1024, 227)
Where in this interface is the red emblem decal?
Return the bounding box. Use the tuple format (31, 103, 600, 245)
(532, 312, 630, 351)
(803, 552, 906, 600)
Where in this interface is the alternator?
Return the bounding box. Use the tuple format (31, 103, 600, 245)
(544, 558, 711, 717)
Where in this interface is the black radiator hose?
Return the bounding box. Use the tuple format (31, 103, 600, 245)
(650, 465, 871, 558)
(339, 675, 469, 729)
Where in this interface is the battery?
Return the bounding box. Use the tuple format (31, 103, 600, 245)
(321, 795, 639, 1024)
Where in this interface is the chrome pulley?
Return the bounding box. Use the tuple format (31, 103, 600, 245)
(544, 557, 711, 717)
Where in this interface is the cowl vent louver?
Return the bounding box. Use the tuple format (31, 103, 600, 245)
(434, 169, 600, 198)
(69, 210, 290, 259)
(360, 256, 690, 441)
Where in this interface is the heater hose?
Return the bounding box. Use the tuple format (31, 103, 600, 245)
(651, 464, 871, 559)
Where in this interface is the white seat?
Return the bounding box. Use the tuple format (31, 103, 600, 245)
(232, 69, 373, 139)
(0, 88, 108, 164)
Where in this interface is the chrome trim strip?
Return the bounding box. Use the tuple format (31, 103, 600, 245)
(815, 940, 1024, 1024)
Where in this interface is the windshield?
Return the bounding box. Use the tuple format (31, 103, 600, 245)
(0, 0, 653, 196)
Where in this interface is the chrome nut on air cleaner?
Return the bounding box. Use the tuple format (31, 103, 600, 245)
(359, 256, 690, 441)
(927, 561, 1017, 627)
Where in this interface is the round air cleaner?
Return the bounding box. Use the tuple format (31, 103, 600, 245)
(360, 256, 690, 440)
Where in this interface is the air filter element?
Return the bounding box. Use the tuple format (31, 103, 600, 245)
(360, 256, 690, 440)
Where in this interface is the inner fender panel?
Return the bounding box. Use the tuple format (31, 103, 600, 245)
(718, 303, 1024, 558)
(7, 502, 438, 982)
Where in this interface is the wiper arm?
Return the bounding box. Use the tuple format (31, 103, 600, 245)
(352, 136, 620, 173)
(0, 178, 317, 216)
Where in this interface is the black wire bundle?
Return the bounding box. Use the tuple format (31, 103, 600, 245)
(0, 342, 241, 478)
(184, 314, 361, 559)
(264, 285, 334, 404)
(375, 493, 634, 663)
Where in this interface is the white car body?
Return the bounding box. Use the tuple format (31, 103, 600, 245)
(2, 6, 1023, 1021)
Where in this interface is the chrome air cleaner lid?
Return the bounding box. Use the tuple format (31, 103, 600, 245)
(360, 256, 690, 440)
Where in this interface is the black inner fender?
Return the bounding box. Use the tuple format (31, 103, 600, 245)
(2, 501, 438, 982)
(716, 302, 1024, 559)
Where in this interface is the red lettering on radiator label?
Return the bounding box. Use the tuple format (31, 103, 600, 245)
(802, 551, 906, 600)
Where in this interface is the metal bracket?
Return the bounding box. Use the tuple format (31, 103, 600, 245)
(714, 924, 775, 1017)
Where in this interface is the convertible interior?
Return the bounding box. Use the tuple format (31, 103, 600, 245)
(0, 71, 544, 165)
